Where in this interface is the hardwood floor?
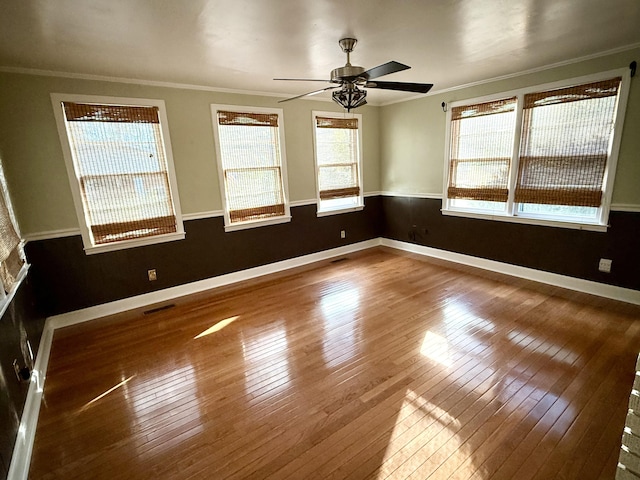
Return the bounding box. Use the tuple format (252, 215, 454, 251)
(29, 247, 640, 479)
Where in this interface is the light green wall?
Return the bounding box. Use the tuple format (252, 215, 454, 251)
(0, 73, 381, 236)
(2, 47, 636, 236)
(380, 48, 640, 206)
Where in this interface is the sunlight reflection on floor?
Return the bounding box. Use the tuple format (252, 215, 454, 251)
(242, 320, 291, 398)
(420, 331, 452, 367)
(376, 388, 478, 479)
(79, 375, 135, 412)
(320, 284, 361, 368)
(128, 365, 204, 458)
(194, 315, 240, 339)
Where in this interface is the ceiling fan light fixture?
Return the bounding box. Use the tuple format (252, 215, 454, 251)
(332, 85, 367, 111)
(276, 38, 432, 107)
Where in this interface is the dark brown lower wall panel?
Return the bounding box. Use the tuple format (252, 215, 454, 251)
(0, 274, 45, 480)
(23, 194, 640, 320)
(382, 196, 640, 291)
(25, 199, 382, 317)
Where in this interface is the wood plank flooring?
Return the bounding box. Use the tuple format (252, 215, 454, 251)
(28, 247, 640, 479)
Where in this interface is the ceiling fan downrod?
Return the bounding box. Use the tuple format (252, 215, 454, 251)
(339, 38, 357, 65)
(331, 38, 366, 83)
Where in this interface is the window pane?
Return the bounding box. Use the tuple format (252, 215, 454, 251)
(450, 199, 507, 212)
(515, 78, 621, 208)
(447, 98, 516, 205)
(318, 165, 358, 191)
(455, 113, 515, 160)
(316, 128, 357, 166)
(517, 203, 598, 219)
(63, 103, 178, 246)
(520, 96, 617, 159)
(319, 197, 359, 211)
(214, 109, 288, 225)
(314, 114, 362, 209)
(225, 167, 284, 211)
(82, 173, 173, 225)
(218, 125, 280, 169)
(450, 159, 511, 191)
(68, 122, 167, 175)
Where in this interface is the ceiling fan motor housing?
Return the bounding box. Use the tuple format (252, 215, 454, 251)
(331, 65, 367, 83)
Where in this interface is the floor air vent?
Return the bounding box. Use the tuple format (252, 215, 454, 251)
(143, 304, 176, 315)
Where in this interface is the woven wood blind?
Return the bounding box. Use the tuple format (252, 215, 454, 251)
(315, 116, 360, 200)
(63, 103, 160, 123)
(217, 111, 279, 127)
(447, 98, 516, 202)
(0, 184, 23, 292)
(229, 204, 285, 223)
(514, 77, 621, 207)
(216, 111, 286, 223)
(63, 102, 178, 244)
(316, 117, 358, 129)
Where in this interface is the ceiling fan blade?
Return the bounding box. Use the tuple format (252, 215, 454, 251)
(278, 86, 339, 103)
(365, 81, 433, 94)
(274, 78, 330, 82)
(363, 61, 411, 80)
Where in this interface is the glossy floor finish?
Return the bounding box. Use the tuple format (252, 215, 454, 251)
(29, 248, 640, 479)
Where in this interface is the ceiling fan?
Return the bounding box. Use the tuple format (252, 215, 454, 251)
(275, 38, 433, 111)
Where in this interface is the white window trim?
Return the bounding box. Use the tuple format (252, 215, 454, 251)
(50, 93, 185, 254)
(210, 104, 292, 232)
(441, 67, 631, 231)
(312, 111, 365, 217)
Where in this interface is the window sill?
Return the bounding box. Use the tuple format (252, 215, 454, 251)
(84, 231, 186, 255)
(224, 215, 292, 232)
(441, 208, 608, 232)
(317, 205, 364, 218)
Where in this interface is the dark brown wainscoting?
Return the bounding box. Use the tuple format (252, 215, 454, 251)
(28, 248, 640, 479)
(0, 274, 45, 480)
(25, 198, 382, 317)
(382, 196, 640, 291)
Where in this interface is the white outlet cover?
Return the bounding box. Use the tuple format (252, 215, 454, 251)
(598, 258, 612, 273)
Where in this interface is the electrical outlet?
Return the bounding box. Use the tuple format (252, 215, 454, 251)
(340, 230, 346, 239)
(598, 258, 612, 273)
(13, 360, 30, 383)
(148, 269, 157, 281)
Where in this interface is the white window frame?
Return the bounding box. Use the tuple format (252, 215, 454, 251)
(210, 104, 291, 232)
(312, 111, 364, 216)
(442, 68, 631, 232)
(51, 93, 185, 254)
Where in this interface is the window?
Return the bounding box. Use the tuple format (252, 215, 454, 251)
(0, 159, 26, 299)
(443, 69, 630, 230)
(211, 105, 291, 231)
(312, 112, 364, 215)
(51, 94, 184, 253)
(447, 97, 517, 213)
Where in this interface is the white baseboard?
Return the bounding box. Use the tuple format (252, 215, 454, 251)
(10, 236, 639, 479)
(382, 238, 640, 306)
(47, 238, 381, 330)
(8, 320, 54, 480)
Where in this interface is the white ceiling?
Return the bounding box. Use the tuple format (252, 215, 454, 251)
(1, 0, 639, 105)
